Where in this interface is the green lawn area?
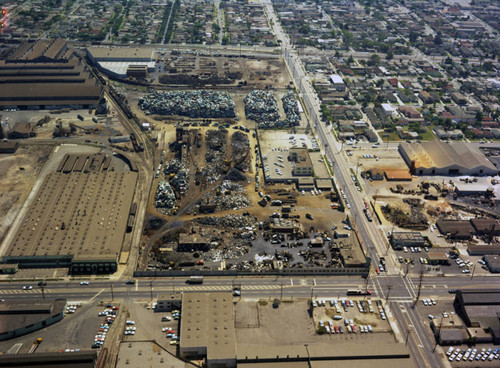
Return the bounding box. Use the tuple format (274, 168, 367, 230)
(380, 131, 401, 142)
(419, 126, 436, 141)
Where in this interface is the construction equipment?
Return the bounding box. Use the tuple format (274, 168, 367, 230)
(28, 338, 42, 353)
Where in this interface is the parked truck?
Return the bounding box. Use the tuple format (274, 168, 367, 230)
(186, 276, 204, 284)
(346, 289, 372, 296)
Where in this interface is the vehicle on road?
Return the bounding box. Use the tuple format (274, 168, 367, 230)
(126, 280, 135, 285)
(80, 281, 89, 285)
(346, 289, 371, 296)
(23, 286, 32, 290)
(186, 276, 204, 284)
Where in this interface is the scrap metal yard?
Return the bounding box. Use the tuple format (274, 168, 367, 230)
(0, 1, 500, 367)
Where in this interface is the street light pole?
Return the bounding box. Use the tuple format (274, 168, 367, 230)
(405, 329, 412, 346)
(110, 283, 114, 301)
(304, 344, 312, 368)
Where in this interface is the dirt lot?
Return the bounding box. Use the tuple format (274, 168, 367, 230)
(0, 145, 52, 244)
(235, 299, 396, 346)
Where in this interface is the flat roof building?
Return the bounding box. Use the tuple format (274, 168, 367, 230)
(289, 148, 313, 177)
(391, 232, 425, 248)
(399, 141, 498, 176)
(1, 154, 138, 274)
(453, 289, 500, 344)
(86, 47, 156, 78)
(436, 219, 474, 240)
(0, 299, 66, 341)
(180, 292, 236, 368)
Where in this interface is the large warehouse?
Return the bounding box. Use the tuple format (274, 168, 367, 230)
(399, 141, 498, 176)
(1, 153, 138, 274)
(86, 46, 156, 78)
(0, 39, 102, 109)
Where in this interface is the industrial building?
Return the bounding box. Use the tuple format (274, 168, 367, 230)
(180, 292, 237, 368)
(1, 153, 138, 274)
(436, 219, 474, 240)
(453, 289, 500, 344)
(178, 292, 412, 368)
(0, 39, 102, 109)
(390, 232, 425, 249)
(0, 299, 66, 341)
(0, 351, 97, 368)
(399, 141, 498, 176)
(86, 46, 156, 78)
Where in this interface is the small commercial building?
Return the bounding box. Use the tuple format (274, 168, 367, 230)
(156, 293, 182, 312)
(180, 292, 236, 368)
(484, 255, 500, 273)
(289, 148, 313, 176)
(467, 245, 500, 256)
(178, 234, 211, 252)
(427, 250, 450, 265)
(315, 178, 333, 191)
(126, 64, 148, 78)
(391, 232, 425, 249)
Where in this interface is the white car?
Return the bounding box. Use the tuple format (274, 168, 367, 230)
(80, 281, 89, 285)
(23, 286, 32, 290)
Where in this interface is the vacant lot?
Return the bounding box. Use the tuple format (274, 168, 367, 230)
(235, 299, 396, 346)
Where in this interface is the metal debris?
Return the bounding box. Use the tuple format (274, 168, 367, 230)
(138, 90, 235, 118)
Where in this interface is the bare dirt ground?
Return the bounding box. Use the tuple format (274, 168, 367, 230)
(0, 145, 52, 244)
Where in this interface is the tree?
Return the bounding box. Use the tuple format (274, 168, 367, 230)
(386, 50, 394, 60)
(347, 55, 354, 65)
(483, 61, 495, 71)
(409, 30, 418, 44)
(368, 53, 381, 66)
(444, 56, 453, 65)
(476, 110, 484, 122)
(433, 33, 443, 45)
(461, 57, 468, 64)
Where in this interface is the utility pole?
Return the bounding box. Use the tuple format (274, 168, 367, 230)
(110, 283, 114, 301)
(405, 328, 412, 346)
(433, 317, 444, 351)
(414, 267, 425, 307)
(386, 285, 392, 301)
(304, 344, 312, 368)
(404, 262, 410, 277)
(471, 264, 476, 279)
(150, 280, 153, 301)
(40, 286, 45, 300)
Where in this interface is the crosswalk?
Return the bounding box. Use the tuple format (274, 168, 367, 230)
(0, 289, 52, 295)
(178, 285, 284, 291)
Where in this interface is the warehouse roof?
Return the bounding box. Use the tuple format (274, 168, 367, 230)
(10, 38, 69, 61)
(180, 292, 236, 361)
(87, 47, 155, 61)
(399, 141, 497, 171)
(436, 219, 474, 237)
(0, 299, 66, 335)
(4, 154, 137, 262)
(0, 351, 96, 368)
